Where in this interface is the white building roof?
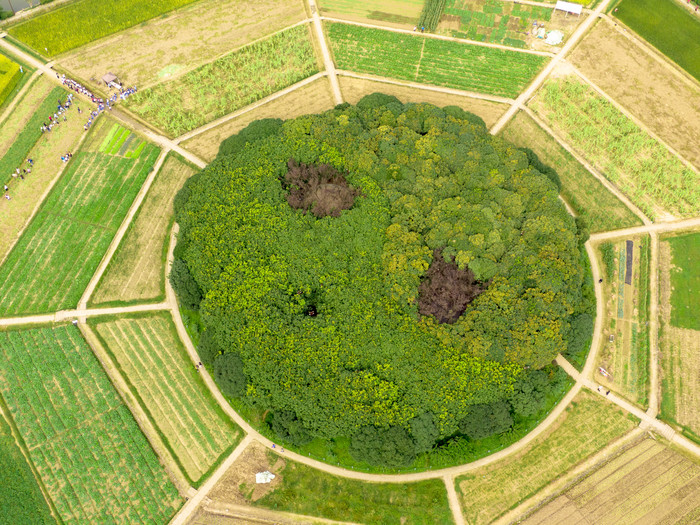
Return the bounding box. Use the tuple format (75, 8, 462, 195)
(555, 1, 583, 15)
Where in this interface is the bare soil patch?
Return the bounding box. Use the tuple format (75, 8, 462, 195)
(284, 159, 360, 218)
(181, 78, 335, 162)
(569, 19, 700, 170)
(57, 0, 306, 91)
(338, 75, 509, 127)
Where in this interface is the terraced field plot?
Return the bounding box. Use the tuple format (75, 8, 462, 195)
(319, 0, 423, 26)
(595, 236, 650, 406)
(327, 22, 548, 98)
(91, 153, 196, 305)
(456, 391, 636, 525)
(520, 438, 700, 524)
(499, 111, 642, 232)
(0, 128, 160, 316)
(126, 24, 319, 137)
(0, 325, 181, 523)
(91, 313, 243, 484)
(529, 76, 700, 219)
(0, 52, 22, 106)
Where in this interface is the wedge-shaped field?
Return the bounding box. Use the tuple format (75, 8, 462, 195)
(91, 154, 197, 305)
(500, 111, 642, 232)
(0, 53, 21, 107)
(0, 325, 181, 523)
(456, 391, 636, 525)
(126, 24, 319, 137)
(529, 77, 699, 219)
(8, 0, 201, 57)
(0, 130, 160, 316)
(327, 22, 548, 98)
(520, 438, 700, 524)
(90, 313, 243, 484)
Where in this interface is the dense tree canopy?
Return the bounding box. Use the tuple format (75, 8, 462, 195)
(173, 94, 592, 464)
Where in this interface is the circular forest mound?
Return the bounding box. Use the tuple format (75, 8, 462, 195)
(172, 95, 594, 468)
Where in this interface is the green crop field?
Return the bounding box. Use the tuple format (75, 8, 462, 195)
(126, 24, 318, 137)
(667, 232, 700, 330)
(456, 391, 636, 525)
(0, 86, 66, 182)
(90, 313, 243, 484)
(444, 0, 553, 48)
(0, 53, 22, 107)
(7, 0, 201, 57)
(0, 414, 55, 525)
(530, 77, 699, 219)
(0, 325, 181, 523)
(615, 0, 700, 82)
(500, 111, 642, 232)
(327, 22, 548, 98)
(0, 132, 160, 316)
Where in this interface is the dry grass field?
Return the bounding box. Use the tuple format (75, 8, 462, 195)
(57, 0, 307, 91)
(499, 111, 642, 233)
(569, 20, 700, 171)
(318, 0, 423, 28)
(181, 77, 336, 161)
(455, 391, 636, 525)
(91, 313, 242, 484)
(520, 437, 700, 524)
(339, 75, 509, 128)
(91, 154, 197, 305)
(595, 236, 650, 407)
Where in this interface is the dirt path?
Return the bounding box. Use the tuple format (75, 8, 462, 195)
(78, 148, 171, 310)
(0, 302, 170, 327)
(490, 0, 614, 135)
(321, 16, 555, 58)
(590, 218, 700, 242)
(307, 0, 343, 105)
(202, 501, 359, 525)
(648, 233, 660, 417)
(445, 475, 466, 525)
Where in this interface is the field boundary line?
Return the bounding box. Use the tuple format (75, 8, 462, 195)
(168, 434, 254, 525)
(589, 218, 700, 242)
(173, 72, 327, 144)
(321, 17, 556, 58)
(582, 241, 605, 380)
(520, 106, 651, 226)
(137, 18, 314, 92)
(569, 64, 700, 175)
(202, 500, 360, 525)
(445, 475, 466, 525)
(0, 117, 94, 269)
(78, 148, 171, 310)
(647, 233, 660, 417)
(79, 322, 193, 497)
(0, 68, 42, 128)
(337, 70, 515, 105)
(490, 0, 612, 135)
(309, 0, 343, 104)
(599, 14, 700, 92)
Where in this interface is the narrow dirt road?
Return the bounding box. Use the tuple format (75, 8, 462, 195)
(590, 217, 700, 241)
(307, 0, 343, 105)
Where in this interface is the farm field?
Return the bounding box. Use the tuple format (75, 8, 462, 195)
(90, 313, 243, 484)
(0, 414, 55, 525)
(614, 0, 700, 82)
(0, 325, 182, 523)
(91, 153, 197, 305)
(0, 75, 54, 157)
(0, 126, 160, 316)
(659, 232, 700, 437)
(181, 77, 336, 162)
(440, 0, 581, 51)
(520, 437, 700, 524)
(0, 84, 86, 263)
(0, 52, 22, 106)
(455, 391, 636, 525)
(58, 0, 307, 91)
(126, 24, 319, 137)
(569, 20, 700, 170)
(529, 76, 699, 219)
(595, 236, 650, 406)
(207, 440, 453, 524)
(339, 75, 509, 128)
(319, 0, 423, 27)
(7, 0, 202, 57)
(499, 111, 642, 233)
(327, 22, 548, 98)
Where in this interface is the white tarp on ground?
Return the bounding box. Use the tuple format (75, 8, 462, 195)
(256, 471, 276, 484)
(555, 1, 583, 15)
(545, 30, 565, 45)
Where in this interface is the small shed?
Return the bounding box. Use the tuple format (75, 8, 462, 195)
(554, 1, 583, 16)
(102, 73, 121, 89)
(255, 471, 275, 484)
(545, 30, 565, 45)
